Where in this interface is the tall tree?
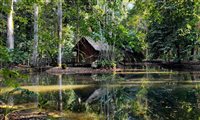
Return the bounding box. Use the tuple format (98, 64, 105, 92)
(147, 0, 199, 62)
(7, 0, 14, 49)
(57, 0, 62, 67)
(32, 3, 39, 66)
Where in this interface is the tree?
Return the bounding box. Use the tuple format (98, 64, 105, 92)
(147, 0, 199, 62)
(57, 0, 62, 67)
(7, 0, 14, 49)
(32, 3, 39, 66)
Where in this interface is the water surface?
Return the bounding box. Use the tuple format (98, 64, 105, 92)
(1, 67, 200, 120)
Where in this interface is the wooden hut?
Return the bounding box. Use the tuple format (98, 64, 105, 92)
(73, 37, 109, 64)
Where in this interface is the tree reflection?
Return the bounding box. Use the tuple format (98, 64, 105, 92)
(1, 72, 200, 119)
(58, 74, 63, 111)
(84, 74, 200, 120)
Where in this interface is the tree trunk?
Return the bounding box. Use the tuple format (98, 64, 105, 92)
(76, 0, 80, 42)
(190, 47, 195, 61)
(190, 41, 196, 61)
(32, 4, 39, 67)
(176, 45, 181, 63)
(7, 0, 14, 50)
(57, 0, 62, 67)
(76, 0, 80, 63)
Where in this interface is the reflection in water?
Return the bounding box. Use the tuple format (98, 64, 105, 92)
(1, 69, 200, 119)
(58, 74, 63, 111)
(32, 74, 39, 108)
(8, 95, 14, 106)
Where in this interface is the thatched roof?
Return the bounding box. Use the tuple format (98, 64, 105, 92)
(78, 36, 110, 51)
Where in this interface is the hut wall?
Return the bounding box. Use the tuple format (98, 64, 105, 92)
(75, 39, 99, 64)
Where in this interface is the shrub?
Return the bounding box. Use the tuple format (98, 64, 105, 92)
(61, 64, 67, 69)
(97, 60, 116, 69)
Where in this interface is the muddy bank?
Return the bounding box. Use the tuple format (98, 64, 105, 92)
(1, 65, 53, 74)
(6, 61, 200, 74)
(46, 67, 115, 74)
(14, 65, 52, 73)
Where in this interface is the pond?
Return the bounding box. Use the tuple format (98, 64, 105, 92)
(1, 66, 200, 120)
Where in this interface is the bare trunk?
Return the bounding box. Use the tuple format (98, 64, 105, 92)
(57, 0, 62, 67)
(76, 0, 80, 62)
(76, 0, 80, 42)
(111, 10, 115, 61)
(7, 0, 14, 49)
(32, 4, 39, 66)
(176, 45, 181, 63)
(191, 41, 196, 61)
(191, 47, 195, 61)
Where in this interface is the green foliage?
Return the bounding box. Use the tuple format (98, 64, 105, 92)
(0, 46, 28, 65)
(0, 68, 20, 87)
(147, 0, 200, 62)
(97, 59, 116, 69)
(9, 49, 29, 64)
(61, 64, 67, 69)
(0, 68, 27, 87)
(62, 25, 75, 62)
(0, 45, 11, 63)
(0, 0, 199, 66)
(9, 87, 37, 97)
